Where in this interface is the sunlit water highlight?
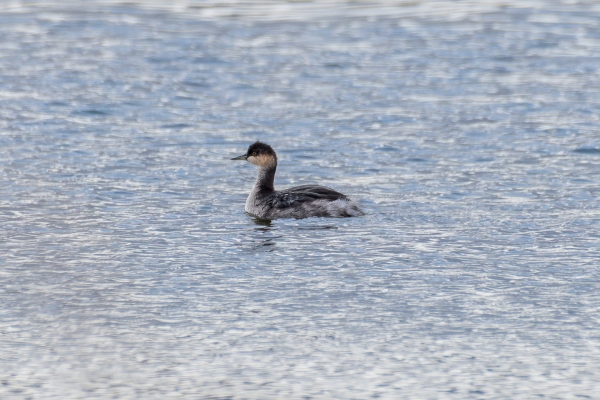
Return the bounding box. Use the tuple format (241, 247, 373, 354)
(1, 1, 600, 398)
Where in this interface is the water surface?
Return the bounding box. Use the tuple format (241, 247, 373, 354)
(1, 1, 600, 398)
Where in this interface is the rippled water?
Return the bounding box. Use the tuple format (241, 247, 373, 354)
(2, 1, 600, 398)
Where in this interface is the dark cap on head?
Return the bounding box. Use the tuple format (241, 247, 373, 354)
(231, 141, 277, 161)
(246, 141, 276, 158)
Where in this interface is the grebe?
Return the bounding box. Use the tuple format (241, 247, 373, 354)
(231, 141, 364, 219)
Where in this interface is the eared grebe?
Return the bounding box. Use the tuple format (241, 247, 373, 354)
(231, 141, 364, 220)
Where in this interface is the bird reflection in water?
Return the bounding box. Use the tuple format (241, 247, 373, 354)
(252, 216, 273, 229)
(240, 217, 339, 252)
(247, 216, 277, 251)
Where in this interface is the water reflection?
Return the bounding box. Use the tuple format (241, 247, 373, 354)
(251, 216, 273, 228)
(231, 216, 279, 252)
(296, 224, 338, 230)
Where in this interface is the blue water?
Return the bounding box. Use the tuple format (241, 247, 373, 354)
(1, 1, 600, 398)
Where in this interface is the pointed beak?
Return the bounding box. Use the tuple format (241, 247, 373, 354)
(231, 154, 248, 161)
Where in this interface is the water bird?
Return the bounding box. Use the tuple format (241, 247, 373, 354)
(231, 141, 364, 219)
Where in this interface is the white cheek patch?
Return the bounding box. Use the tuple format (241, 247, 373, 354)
(247, 155, 260, 166)
(248, 154, 275, 167)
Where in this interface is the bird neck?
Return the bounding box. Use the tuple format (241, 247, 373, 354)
(255, 163, 276, 191)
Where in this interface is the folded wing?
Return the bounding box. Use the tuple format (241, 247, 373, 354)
(271, 185, 348, 209)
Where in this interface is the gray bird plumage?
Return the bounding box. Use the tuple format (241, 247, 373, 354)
(232, 142, 364, 220)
